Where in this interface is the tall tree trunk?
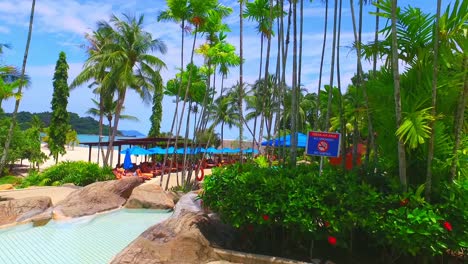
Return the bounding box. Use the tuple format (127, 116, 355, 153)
(369, 4, 380, 173)
(98, 96, 106, 166)
(391, 0, 407, 192)
(450, 54, 468, 181)
(254, 35, 265, 150)
(425, 0, 441, 201)
(182, 102, 192, 186)
(105, 92, 126, 168)
(337, 0, 346, 171)
(159, 19, 186, 187)
(239, 0, 245, 161)
(290, 0, 298, 165)
(0, 0, 35, 175)
(280, 0, 292, 160)
(325, 0, 338, 129)
(165, 29, 199, 190)
(273, 0, 282, 140)
(314, 0, 329, 131)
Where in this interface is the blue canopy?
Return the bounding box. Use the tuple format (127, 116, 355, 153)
(201, 147, 219, 154)
(220, 147, 236, 154)
(148, 147, 165, 154)
(176, 147, 200, 155)
(244, 148, 259, 154)
(122, 149, 133, 170)
(261, 133, 307, 148)
(120, 146, 152, 155)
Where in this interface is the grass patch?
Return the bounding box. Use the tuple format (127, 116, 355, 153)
(0, 175, 23, 186)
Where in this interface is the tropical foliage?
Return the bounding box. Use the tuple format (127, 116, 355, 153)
(20, 161, 114, 187)
(202, 164, 468, 262)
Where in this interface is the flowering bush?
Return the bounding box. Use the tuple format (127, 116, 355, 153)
(201, 164, 468, 262)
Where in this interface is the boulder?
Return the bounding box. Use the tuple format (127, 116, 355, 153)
(125, 184, 175, 209)
(0, 196, 52, 227)
(54, 177, 142, 218)
(110, 211, 233, 264)
(0, 184, 14, 190)
(172, 191, 204, 218)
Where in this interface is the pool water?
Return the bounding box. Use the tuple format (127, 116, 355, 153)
(0, 209, 172, 264)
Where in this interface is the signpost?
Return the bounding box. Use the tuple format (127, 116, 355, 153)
(306, 131, 341, 176)
(306, 131, 341, 157)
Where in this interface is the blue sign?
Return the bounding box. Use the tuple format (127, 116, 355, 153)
(306, 131, 341, 157)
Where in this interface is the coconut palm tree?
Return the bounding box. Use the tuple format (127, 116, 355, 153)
(86, 98, 139, 138)
(0, 0, 35, 175)
(72, 14, 167, 167)
(209, 94, 240, 150)
(0, 66, 31, 111)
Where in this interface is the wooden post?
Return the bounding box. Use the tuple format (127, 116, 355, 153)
(88, 145, 92, 162)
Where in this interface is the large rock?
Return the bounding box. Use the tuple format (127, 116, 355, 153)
(0, 196, 52, 227)
(54, 177, 142, 218)
(125, 184, 175, 209)
(110, 211, 232, 264)
(172, 191, 204, 218)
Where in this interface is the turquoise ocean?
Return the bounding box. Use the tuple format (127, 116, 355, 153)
(77, 134, 144, 148)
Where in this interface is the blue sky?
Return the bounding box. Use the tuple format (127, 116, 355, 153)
(0, 0, 444, 140)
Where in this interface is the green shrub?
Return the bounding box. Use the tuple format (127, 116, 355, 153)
(201, 164, 468, 262)
(20, 161, 114, 187)
(0, 175, 23, 186)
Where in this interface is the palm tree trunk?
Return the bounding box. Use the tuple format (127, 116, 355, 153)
(239, 0, 245, 161)
(325, 0, 338, 129)
(369, 4, 380, 173)
(337, 0, 346, 171)
(273, 0, 282, 140)
(450, 54, 468, 181)
(290, 0, 298, 165)
(159, 19, 186, 187)
(0, 0, 35, 175)
(298, 0, 303, 94)
(107, 117, 113, 166)
(166, 29, 199, 190)
(182, 101, 192, 186)
(391, 0, 407, 192)
(281, 0, 292, 160)
(98, 96, 106, 166)
(260, 0, 275, 149)
(425, 0, 441, 201)
(106, 92, 126, 168)
(254, 35, 264, 150)
(314, 0, 329, 131)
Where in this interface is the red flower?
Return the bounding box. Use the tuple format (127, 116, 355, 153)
(324, 221, 331, 228)
(327, 236, 337, 246)
(443, 221, 452, 232)
(399, 198, 409, 206)
(262, 215, 269, 221)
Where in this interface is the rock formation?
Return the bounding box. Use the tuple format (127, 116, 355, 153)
(125, 184, 175, 209)
(53, 177, 142, 218)
(0, 196, 52, 227)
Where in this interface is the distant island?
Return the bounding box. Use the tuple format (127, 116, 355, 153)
(3, 111, 144, 137)
(119, 130, 146, 137)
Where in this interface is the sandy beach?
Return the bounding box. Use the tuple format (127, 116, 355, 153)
(2, 144, 211, 204)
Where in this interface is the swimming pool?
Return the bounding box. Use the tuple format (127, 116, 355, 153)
(0, 209, 172, 264)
